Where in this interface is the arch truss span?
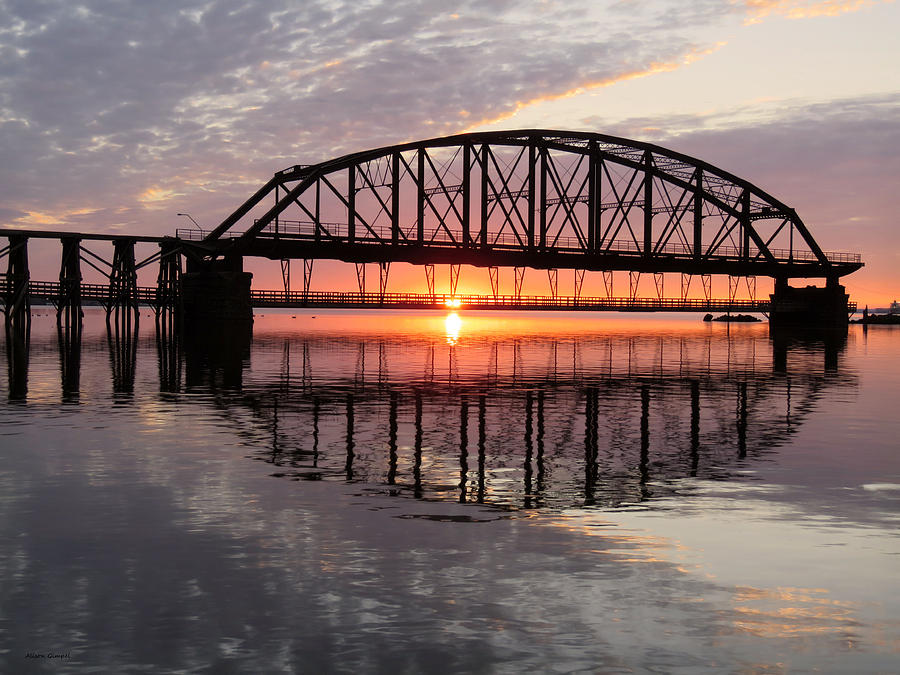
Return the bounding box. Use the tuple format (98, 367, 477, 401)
(201, 130, 862, 280)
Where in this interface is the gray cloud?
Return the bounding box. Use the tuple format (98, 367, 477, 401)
(583, 93, 900, 294)
(0, 0, 740, 233)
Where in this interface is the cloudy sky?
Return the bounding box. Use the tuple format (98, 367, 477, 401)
(1, 0, 897, 303)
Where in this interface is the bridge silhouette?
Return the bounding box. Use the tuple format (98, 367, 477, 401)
(2, 130, 862, 332)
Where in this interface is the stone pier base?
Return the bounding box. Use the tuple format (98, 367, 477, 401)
(769, 280, 850, 330)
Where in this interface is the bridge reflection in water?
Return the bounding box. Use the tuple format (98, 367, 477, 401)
(178, 316, 852, 510)
(4, 312, 853, 510)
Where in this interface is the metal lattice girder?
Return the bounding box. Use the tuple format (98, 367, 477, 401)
(303, 259, 314, 297)
(629, 271, 641, 301)
(514, 267, 525, 300)
(281, 259, 291, 294)
(702, 275, 712, 303)
(379, 262, 390, 300)
(425, 264, 435, 298)
(547, 269, 558, 299)
(204, 130, 862, 282)
(681, 273, 692, 301)
(728, 275, 740, 303)
(356, 263, 366, 295)
(449, 264, 460, 296)
(745, 276, 757, 302)
(489, 266, 499, 299)
(574, 269, 585, 301)
(603, 270, 614, 299)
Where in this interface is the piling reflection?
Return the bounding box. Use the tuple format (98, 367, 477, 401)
(4, 317, 29, 402)
(108, 321, 138, 396)
(58, 317, 81, 401)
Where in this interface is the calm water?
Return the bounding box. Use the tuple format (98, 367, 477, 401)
(1, 309, 898, 673)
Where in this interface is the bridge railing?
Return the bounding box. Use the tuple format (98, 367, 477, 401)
(249, 289, 772, 311)
(176, 223, 861, 265)
(212, 221, 863, 264)
(14, 279, 856, 314)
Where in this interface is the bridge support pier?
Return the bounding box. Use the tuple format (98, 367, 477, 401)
(58, 236, 82, 332)
(769, 278, 850, 329)
(182, 255, 253, 336)
(3, 235, 30, 333)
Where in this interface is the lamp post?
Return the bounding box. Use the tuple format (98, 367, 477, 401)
(176, 213, 202, 236)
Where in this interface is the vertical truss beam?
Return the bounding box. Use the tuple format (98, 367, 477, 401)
(547, 269, 558, 299)
(654, 273, 664, 300)
(745, 276, 756, 302)
(693, 168, 703, 261)
(643, 151, 653, 257)
(603, 271, 614, 299)
(629, 271, 641, 301)
(392, 152, 400, 245)
(702, 274, 712, 303)
(462, 144, 471, 245)
(728, 275, 740, 304)
(588, 142, 599, 252)
(356, 263, 366, 295)
(281, 259, 291, 294)
(514, 267, 525, 300)
(480, 144, 489, 249)
(574, 269, 585, 302)
(379, 262, 390, 301)
(425, 264, 435, 299)
(303, 259, 314, 298)
(417, 149, 425, 245)
(741, 190, 751, 260)
(348, 165, 356, 244)
(489, 266, 499, 300)
(539, 145, 548, 249)
(528, 142, 536, 249)
(681, 273, 692, 301)
(449, 264, 460, 296)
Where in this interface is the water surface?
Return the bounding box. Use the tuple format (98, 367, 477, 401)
(1, 309, 898, 673)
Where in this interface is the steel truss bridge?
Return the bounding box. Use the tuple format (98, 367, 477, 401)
(2, 130, 862, 326)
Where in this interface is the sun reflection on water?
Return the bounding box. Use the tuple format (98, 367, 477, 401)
(445, 312, 462, 345)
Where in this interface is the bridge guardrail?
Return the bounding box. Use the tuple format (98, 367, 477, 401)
(249, 289, 772, 311)
(247, 220, 862, 264)
(176, 223, 860, 265)
(14, 280, 855, 314)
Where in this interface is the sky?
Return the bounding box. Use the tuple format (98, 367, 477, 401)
(1, 0, 898, 304)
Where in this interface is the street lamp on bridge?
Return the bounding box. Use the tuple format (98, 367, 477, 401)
(176, 213, 202, 232)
